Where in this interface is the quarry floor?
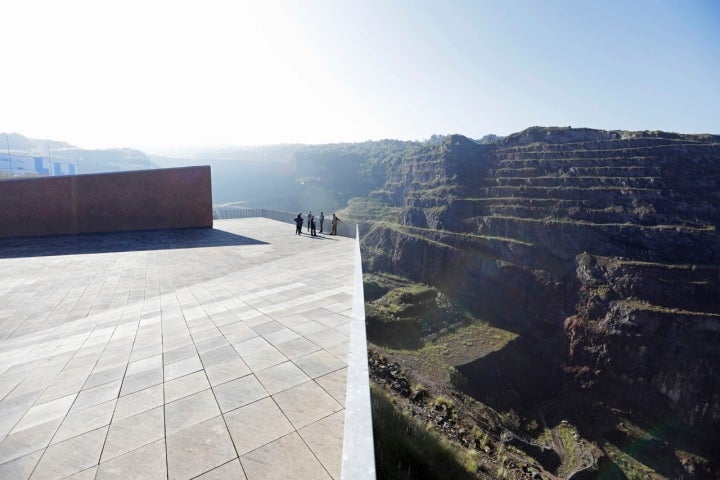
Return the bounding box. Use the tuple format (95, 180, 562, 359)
(0, 218, 356, 480)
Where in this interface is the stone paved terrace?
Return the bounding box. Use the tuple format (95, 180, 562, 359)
(0, 218, 370, 480)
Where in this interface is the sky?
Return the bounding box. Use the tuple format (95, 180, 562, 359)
(2, 0, 719, 151)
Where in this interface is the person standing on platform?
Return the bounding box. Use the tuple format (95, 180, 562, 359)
(330, 213, 340, 235)
(307, 211, 313, 233)
(319, 211, 325, 233)
(310, 216, 317, 236)
(294, 213, 304, 235)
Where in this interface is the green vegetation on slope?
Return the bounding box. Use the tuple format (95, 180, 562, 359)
(371, 384, 478, 480)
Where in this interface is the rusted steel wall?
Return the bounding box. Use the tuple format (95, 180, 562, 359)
(0, 166, 212, 238)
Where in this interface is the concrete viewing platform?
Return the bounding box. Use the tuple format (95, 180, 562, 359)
(0, 217, 370, 479)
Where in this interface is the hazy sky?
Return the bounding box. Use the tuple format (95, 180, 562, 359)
(3, 0, 719, 150)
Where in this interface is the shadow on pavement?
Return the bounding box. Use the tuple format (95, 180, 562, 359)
(0, 227, 268, 259)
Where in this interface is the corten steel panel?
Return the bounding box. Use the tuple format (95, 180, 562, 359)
(0, 166, 213, 238)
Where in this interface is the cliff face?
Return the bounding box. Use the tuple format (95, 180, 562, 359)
(565, 255, 720, 426)
(350, 127, 720, 428)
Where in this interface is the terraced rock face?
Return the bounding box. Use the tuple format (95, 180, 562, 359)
(349, 127, 720, 428)
(565, 255, 720, 425)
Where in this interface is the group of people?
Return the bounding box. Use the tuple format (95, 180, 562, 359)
(294, 211, 341, 236)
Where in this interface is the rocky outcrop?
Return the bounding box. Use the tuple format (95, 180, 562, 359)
(564, 254, 720, 426)
(351, 127, 720, 428)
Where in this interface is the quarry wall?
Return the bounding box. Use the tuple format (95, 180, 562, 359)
(356, 130, 720, 427)
(0, 166, 212, 238)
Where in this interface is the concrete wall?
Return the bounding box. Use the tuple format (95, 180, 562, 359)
(0, 166, 212, 238)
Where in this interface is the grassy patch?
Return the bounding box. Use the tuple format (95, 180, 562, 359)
(365, 284, 440, 349)
(487, 214, 716, 232)
(390, 222, 534, 246)
(583, 254, 716, 270)
(602, 442, 659, 479)
(364, 272, 421, 301)
(613, 300, 720, 317)
(341, 197, 400, 222)
(412, 322, 518, 367)
(555, 421, 595, 478)
(371, 384, 478, 480)
(381, 223, 460, 250)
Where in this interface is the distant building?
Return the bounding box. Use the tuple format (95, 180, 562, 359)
(0, 153, 77, 177)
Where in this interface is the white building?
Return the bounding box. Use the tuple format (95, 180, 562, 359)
(0, 153, 77, 177)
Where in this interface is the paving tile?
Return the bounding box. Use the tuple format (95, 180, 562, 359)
(0, 418, 63, 464)
(162, 344, 196, 365)
(298, 410, 345, 479)
(237, 310, 273, 325)
(12, 393, 77, 434)
(204, 358, 252, 387)
(30, 426, 107, 480)
(191, 328, 222, 344)
(125, 354, 163, 376)
(324, 301, 353, 314)
(129, 344, 163, 363)
(52, 399, 116, 444)
(166, 416, 237, 480)
(195, 336, 229, 354)
(264, 307, 296, 319)
(255, 361, 311, 395)
(240, 432, 331, 480)
(94, 355, 129, 374)
(209, 311, 240, 327)
(332, 322, 351, 336)
(293, 350, 347, 379)
(233, 337, 287, 371)
(212, 375, 268, 413)
(235, 309, 264, 324)
(0, 449, 42, 480)
(36, 374, 87, 404)
(62, 466, 97, 480)
(112, 384, 163, 422)
(224, 397, 294, 456)
(277, 314, 312, 329)
(119, 368, 163, 397)
(164, 355, 203, 381)
(83, 365, 126, 390)
(314, 312, 352, 328)
(262, 327, 301, 346)
(292, 320, 327, 335)
(272, 336, 321, 359)
(315, 368, 348, 406)
(165, 389, 220, 435)
(273, 381, 343, 429)
(199, 344, 240, 367)
(164, 370, 210, 403)
(0, 371, 24, 399)
(96, 438, 166, 480)
(325, 340, 350, 361)
(194, 458, 246, 480)
(0, 389, 48, 422)
(101, 406, 164, 462)
(219, 321, 255, 340)
(304, 327, 348, 349)
(0, 410, 24, 438)
(252, 321, 285, 335)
